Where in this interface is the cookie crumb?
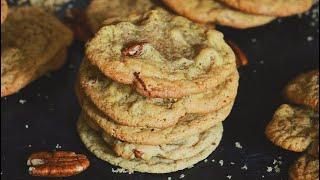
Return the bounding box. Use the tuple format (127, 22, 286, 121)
(212, 159, 215, 162)
(235, 142, 243, 149)
(262, 175, 265, 178)
(251, 38, 257, 43)
(274, 165, 281, 173)
(241, 165, 248, 170)
(266, 166, 273, 172)
(219, 160, 224, 166)
(168, 177, 172, 180)
(19, 99, 27, 104)
(55, 144, 62, 149)
(28, 144, 32, 148)
(25, 124, 29, 129)
(307, 36, 314, 41)
(204, 159, 208, 163)
(226, 175, 232, 179)
(230, 162, 235, 165)
(179, 174, 185, 179)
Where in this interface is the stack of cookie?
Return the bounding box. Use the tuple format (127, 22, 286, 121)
(76, 9, 239, 173)
(265, 70, 319, 179)
(1, 6, 73, 97)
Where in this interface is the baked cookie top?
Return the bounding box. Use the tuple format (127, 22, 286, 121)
(1, 7, 73, 97)
(77, 90, 233, 145)
(86, 9, 237, 98)
(77, 116, 223, 173)
(78, 59, 238, 128)
(86, 0, 157, 33)
(265, 104, 319, 152)
(284, 70, 319, 111)
(217, 0, 314, 17)
(162, 0, 275, 29)
(1, 0, 8, 24)
(289, 154, 319, 180)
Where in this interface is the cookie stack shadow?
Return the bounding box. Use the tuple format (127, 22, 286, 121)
(76, 9, 239, 173)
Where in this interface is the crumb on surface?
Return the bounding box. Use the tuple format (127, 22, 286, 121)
(230, 162, 235, 165)
(266, 166, 273, 172)
(235, 142, 243, 149)
(226, 175, 232, 179)
(19, 99, 27, 104)
(219, 160, 224, 166)
(241, 165, 248, 170)
(204, 159, 208, 163)
(25, 124, 29, 129)
(179, 174, 185, 179)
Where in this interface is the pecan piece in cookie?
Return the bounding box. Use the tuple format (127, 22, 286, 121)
(122, 42, 146, 57)
(27, 151, 90, 177)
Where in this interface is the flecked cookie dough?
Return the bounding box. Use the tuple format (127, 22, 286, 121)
(284, 70, 319, 112)
(79, 59, 238, 128)
(265, 104, 319, 152)
(77, 90, 233, 145)
(86, 9, 238, 98)
(1, 7, 73, 97)
(289, 154, 319, 180)
(77, 117, 223, 173)
(162, 0, 275, 29)
(1, 0, 8, 23)
(217, 0, 314, 17)
(86, 0, 157, 33)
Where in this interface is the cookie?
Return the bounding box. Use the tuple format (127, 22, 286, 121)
(77, 117, 223, 173)
(86, 9, 238, 98)
(79, 59, 238, 128)
(1, 0, 8, 23)
(284, 70, 319, 112)
(217, 0, 314, 17)
(162, 0, 275, 29)
(86, 0, 156, 33)
(77, 89, 233, 145)
(265, 104, 319, 152)
(1, 7, 73, 97)
(101, 124, 221, 161)
(289, 154, 319, 180)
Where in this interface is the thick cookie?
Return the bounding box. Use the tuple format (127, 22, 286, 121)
(79, 59, 238, 128)
(162, 0, 275, 29)
(101, 124, 222, 161)
(284, 70, 319, 112)
(265, 104, 319, 152)
(1, 0, 8, 23)
(86, 9, 238, 98)
(289, 154, 319, 180)
(217, 0, 314, 17)
(77, 90, 233, 145)
(1, 7, 73, 97)
(77, 117, 223, 173)
(86, 0, 157, 33)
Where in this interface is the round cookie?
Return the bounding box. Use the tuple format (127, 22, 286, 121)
(77, 117, 223, 173)
(101, 124, 221, 161)
(1, 0, 8, 23)
(1, 7, 73, 97)
(162, 0, 275, 29)
(265, 104, 319, 152)
(284, 70, 319, 112)
(217, 0, 314, 17)
(289, 154, 319, 180)
(85, 9, 238, 98)
(77, 89, 233, 145)
(86, 0, 157, 33)
(79, 59, 238, 128)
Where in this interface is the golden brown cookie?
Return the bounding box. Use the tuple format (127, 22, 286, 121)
(86, 0, 156, 33)
(162, 0, 275, 29)
(78, 59, 238, 128)
(289, 154, 319, 180)
(1, 0, 8, 23)
(265, 104, 319, 152)
(284, 70, 319, 112)
(86, 9, 238, 98)
(217, 0, 314, 17)
(1, 7, 73, 97)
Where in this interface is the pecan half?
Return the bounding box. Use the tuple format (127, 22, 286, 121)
(122, 42, 146, 57)
(226, 40, 249, 68)
(27, 151, 90, 177)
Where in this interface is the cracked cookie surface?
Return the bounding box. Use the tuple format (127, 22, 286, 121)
(1, 7, 73, 97)
(289, 154, 319, 180)
(162, 0, 275, 29)
(265, 104, 319, 152)
(86, 9, 238, 98)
